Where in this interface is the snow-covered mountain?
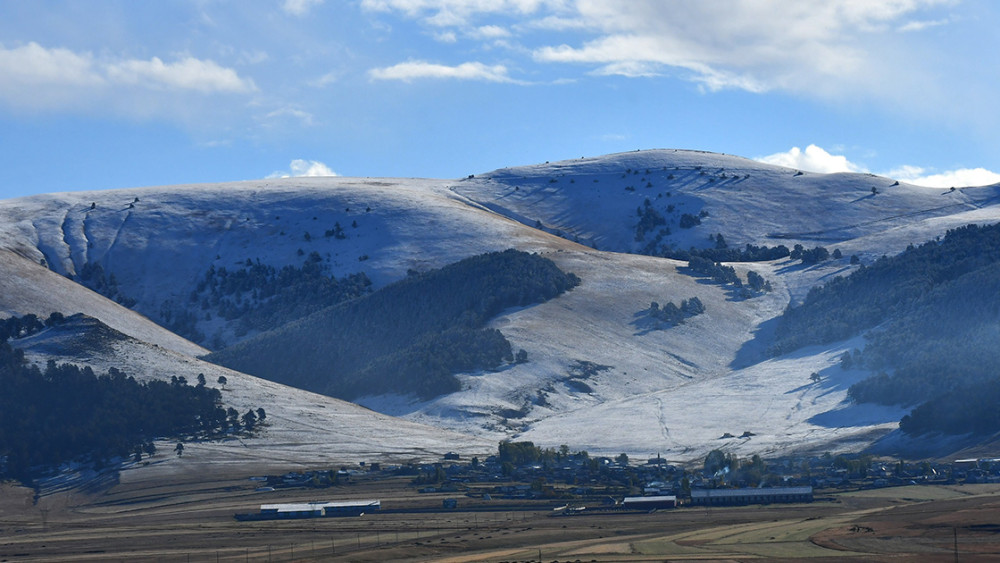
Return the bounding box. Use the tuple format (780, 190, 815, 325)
(458, 150, 997, 251)
(3, 149, 999, 464)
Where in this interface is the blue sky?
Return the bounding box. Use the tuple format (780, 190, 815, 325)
(1, 0, 998, 198)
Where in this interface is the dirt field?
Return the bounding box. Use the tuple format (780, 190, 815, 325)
(3, 463, 1000, 562)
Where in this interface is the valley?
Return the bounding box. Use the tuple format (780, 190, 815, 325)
(3, 461, 1000, 562)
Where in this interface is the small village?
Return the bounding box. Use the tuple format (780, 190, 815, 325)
(237, 443, 1000, 520)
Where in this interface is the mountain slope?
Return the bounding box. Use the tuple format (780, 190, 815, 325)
(207, 249, 581, 400)
(5, 149, 1000, 462)
(10, 313, 493, 470)
(0, 178, 564, 350)
(769, 223, 1000, 437)
(0, 248, 204, 356)
(454, 149, 1000, 256)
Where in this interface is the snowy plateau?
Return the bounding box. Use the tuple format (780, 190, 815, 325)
(3, 148, 999, 472)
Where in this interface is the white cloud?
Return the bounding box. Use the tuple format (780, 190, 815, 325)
(758, 148, 1000, 187)
(308, 71, 341, 87)
(283, 0, 325, 16)
(369, 60, 515, 82)
(106, 56, 256, 94)
(530, 1, 954, 94)
(471, 25, 511, 39)
(264, 107, 316, 127)
(268, 159, 338, 178)
(239, 50, 271, 65)
(757, 145, 866, 174)
(525, 13, 594, 31)
(360, 0, 554, 27)
(885, 164, 927, 179)
(364, 1, 956, 98)
(0, 42, 255, 113)
(589, 60, 662, 79)
(897, 17, 951, 32)
(0, 42, 103, 109)
(889, 166, 1000, 188)
(0, 42, 101, 87)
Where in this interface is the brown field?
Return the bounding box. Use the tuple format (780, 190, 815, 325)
(3, 464, 1000, 562)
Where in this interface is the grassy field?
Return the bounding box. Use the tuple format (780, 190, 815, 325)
(2, 464, 1000, 562)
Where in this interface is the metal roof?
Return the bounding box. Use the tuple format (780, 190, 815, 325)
(261, 503, 324, 513)
(261, 500, 380, 512)
(690, 487, 812, 498)
(623, 495, 677, 503)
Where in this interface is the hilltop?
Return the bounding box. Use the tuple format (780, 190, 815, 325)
(456, 149, 998, 254)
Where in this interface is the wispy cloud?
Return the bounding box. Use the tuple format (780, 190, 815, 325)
(283, 0, 325, 16)
(598, 133, 627, 142)
(308, 71, 341, 87)
(588, 60, 663, 79)
(433, 31, 458, 42)
(263, 107, 316, 127)
(268, 159, 338, 178)
(898, 17, 952, 32)
(471, 25, 511, 39)
(106, 56, 256, 94)
(369, 60, 516, 82)
(535, 33, 770, 91)
(360, 0, 552, 27)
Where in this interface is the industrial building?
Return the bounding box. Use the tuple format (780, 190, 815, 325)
(236, 500, 380, 520)
(689, 487, 812, 506)
(622, 495, 677, 510)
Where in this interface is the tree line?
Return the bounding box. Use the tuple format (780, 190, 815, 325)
(0, 314, 263, 483)
(75, 262, 137, 308)
(163, 252, 372, 346)
(207, 249, 581, 401)
(771, 224, 1000, 355)
(686, 256, 772, 295)
(648, 297, 705, 325)
(770, 222, 1000, 436)
(847, 260, 1000, 435)
(662, 241, 791, 263)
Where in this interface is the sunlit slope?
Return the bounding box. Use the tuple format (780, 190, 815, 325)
(362, 249, 906, 460)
